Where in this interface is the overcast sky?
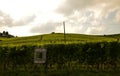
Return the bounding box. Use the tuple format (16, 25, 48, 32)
(0, 0, 120, 36)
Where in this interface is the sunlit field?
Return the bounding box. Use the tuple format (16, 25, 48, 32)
(0, 33, 120, 76)
(0, 33, 118, 46)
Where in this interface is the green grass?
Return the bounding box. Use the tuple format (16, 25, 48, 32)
(0, 33, 120, 75)
(0, 33, 119, 46)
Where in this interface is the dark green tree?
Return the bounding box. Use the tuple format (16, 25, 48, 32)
(0, 32, 2, 36)
(3, 31, 5, 34)
(5, 31, 9, 35)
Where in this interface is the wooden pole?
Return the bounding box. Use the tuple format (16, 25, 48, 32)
(63, 21, 66, 43)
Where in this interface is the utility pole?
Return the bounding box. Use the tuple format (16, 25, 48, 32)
(63, 21, 66, 44)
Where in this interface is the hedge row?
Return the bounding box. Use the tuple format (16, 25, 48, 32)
(0, 41, 120, 71)
(46, 41, 120, 70)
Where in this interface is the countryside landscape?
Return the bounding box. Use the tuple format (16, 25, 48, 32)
(0, 32, 120, 76)
(1, 0, 120, 76)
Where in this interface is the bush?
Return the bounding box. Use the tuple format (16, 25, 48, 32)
(0, 41, 120, 71)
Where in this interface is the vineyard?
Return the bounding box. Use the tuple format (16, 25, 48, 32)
(0, 33, 120, 76)
(0, 33, 118, 46)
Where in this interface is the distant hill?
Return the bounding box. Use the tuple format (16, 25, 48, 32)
(0, 33, 120, 46)
(0, 31, 14, 38)
(105, 34, 120, 38)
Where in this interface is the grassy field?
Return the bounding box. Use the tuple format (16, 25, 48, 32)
(0, 33, 120, 76)
(0, 33, 119, 46)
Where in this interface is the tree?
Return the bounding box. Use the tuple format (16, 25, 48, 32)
(3, 31, 5, 34)
(5, 31, 9, 35)
(0, 33, 2, 36)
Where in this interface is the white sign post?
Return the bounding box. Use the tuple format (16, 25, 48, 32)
(34, 48, 47, 64)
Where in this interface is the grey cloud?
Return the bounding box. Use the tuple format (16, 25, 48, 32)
(102, 0, 120, 14)
(0, 11, 13, 27)
(85, 11, 120, 35)
(65, 9, 120, 35)
(13, 15, 36, 26)
(0, 10, 36, 27)
(31, 22, 58, 34)
(56, 0, 120, 17)
(56, 0, 108, 16)
(55, 0, 120, 35)
(102, 9, 120, 26)
(116, 11, 120, 22)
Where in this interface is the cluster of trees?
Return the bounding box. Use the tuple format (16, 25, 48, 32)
(0, 31, 14, 38)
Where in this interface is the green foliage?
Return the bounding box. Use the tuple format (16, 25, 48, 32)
(0, 41, 120, 71)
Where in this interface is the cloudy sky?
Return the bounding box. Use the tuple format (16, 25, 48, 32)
(0, 0, 120, 36)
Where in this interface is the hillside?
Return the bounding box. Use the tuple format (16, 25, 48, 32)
(0, 33, 119, 46)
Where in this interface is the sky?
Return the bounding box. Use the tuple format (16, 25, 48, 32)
(0, 0, 120, 36)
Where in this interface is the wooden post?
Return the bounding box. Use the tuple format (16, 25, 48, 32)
(63, 21, 66, 44)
